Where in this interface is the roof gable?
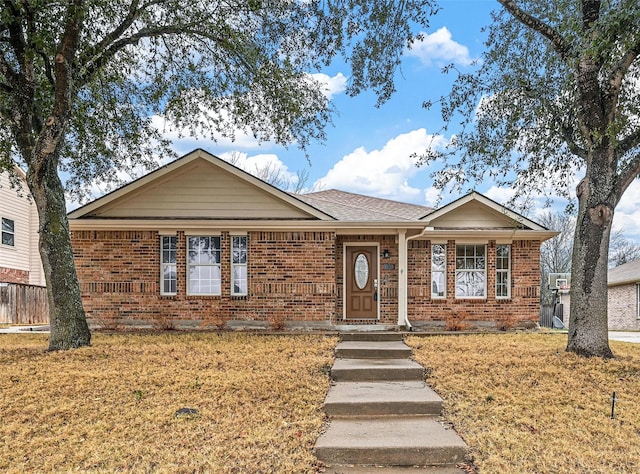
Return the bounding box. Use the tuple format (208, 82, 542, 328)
(421, 192, 547, 231)
(68, 149, 334, 221)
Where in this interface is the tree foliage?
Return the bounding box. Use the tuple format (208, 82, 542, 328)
(0, 0, 437, 349)
(425, 0, 640, 358)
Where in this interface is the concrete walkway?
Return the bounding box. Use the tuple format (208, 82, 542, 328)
(0, 325, 49, 333)
(314, 332, 467, 472)
(609, 331, 640, 344)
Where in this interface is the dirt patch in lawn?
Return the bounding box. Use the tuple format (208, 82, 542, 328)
(407, 333, 640, 473)
(0, 332, 336, 473)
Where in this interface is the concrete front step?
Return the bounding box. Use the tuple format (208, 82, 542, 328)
(314, 416, 467, 467)
(340, 332, 404, 342)
(331, 358, 424, 382)
(335, 340, 413, 359)
(324, 381, 443, 416)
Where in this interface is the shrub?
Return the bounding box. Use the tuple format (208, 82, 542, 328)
(445, 314, 469, 332)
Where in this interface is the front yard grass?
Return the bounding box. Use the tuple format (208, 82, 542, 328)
(0, 332, 336, 473)
(407, 333, 640, 473)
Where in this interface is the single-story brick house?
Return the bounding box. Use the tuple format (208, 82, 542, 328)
(607, 259, 640, 330)
(68, 149, 556, 330)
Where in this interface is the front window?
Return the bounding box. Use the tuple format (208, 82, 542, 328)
(188, 236, 221, 295)
(455, 245, 486, 298)
(431, 244, 446, 298)
(1, 218, 14, 246)
(160, 236, 177, 295)
(496, 244, 511, 298)
(231, 235, 248, 295)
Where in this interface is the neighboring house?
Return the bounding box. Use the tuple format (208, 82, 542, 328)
(0, 167, 45, 286)
(608, 259, 640, 330)
(68, 149, 556, 330)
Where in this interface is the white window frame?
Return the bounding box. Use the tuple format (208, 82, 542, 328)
(496, 244, 511, 299)
(455, 244, 487, 299)
(231, 235, 248, 296)
(160, 236, 177, 296)
(1, 217, 15, 247)
(187, 236, 222, 296)
(637, 284, 640, 320)
(431, 243, 446, 299)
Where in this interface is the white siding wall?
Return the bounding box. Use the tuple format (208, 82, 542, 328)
(429, 201, 518, 228)
(0, 170, 45, 286)
(94, 161, 313, 219)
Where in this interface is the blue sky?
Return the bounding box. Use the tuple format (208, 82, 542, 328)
(145, 0, 640, 242)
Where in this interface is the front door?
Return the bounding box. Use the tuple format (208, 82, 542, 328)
(345, 246, 378, 319)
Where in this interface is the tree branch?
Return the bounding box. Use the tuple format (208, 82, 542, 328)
(3, 0, 28, 73)
(0, 53, 17, 87)
(79, 0, 141, 69)
(79, 24, 227, 86)
(617, 151, 640, 197)
(606, 41, 640, 122)
(617, 127, 640, 161)
(498, 0, 572, 61)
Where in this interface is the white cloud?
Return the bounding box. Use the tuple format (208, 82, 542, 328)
(408, 27, 474, 67)
(309, 72, 348, 99)
(614, 179, 640, 241)
(483, 186, 517, 204)
(315, 129, 448, 203)
(218, 151, 297, 183)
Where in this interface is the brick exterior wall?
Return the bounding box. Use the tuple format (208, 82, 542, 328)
(72, 229, 543, 329)
(0, 266, 29, 284)
(407, 239, 541, 328)
(72, 230, 336, 327)
(608, 284, 640, 330)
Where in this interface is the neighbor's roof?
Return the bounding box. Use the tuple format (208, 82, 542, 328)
(608, 259, 640, 286)
(294, 189, 434, 221)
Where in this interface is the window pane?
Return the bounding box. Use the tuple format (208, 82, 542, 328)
(233, 266, 247, 294)
(432, 244, 445, 270)
(163, 265, 177, 294)
(456, 271, 486, 297)
(189, 266, 207, 294)
(232, 236, 247, 264)
(1, 218, 14, 246)
(432, 271, 445, 297)
(189, 236, 220, 264)
(2, 232, 14, 246)
(2, 218, 14, 233)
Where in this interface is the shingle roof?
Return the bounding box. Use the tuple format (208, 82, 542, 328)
(293, 189, 434, 221)
(608, 259, 640, 286)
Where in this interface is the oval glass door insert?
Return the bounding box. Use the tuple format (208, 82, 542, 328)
(354, 253, 369, 289)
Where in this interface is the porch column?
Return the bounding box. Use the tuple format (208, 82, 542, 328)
(398, 230, 407, 326)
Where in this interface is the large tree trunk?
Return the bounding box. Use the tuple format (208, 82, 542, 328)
(566, 164, 614, 358)
(27, 152, 91, 351)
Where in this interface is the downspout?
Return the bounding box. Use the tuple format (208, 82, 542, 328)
(401, 229, 429, 331)
(397, 230, 408, 329)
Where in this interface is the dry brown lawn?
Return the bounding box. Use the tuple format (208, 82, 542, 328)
(0, 332, 337, 473)
(407, 333, 640, 473)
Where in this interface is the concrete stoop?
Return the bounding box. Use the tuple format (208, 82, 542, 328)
(314, 333, 468, 471)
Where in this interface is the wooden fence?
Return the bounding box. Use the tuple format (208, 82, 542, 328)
(0, 283, 49, 325)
